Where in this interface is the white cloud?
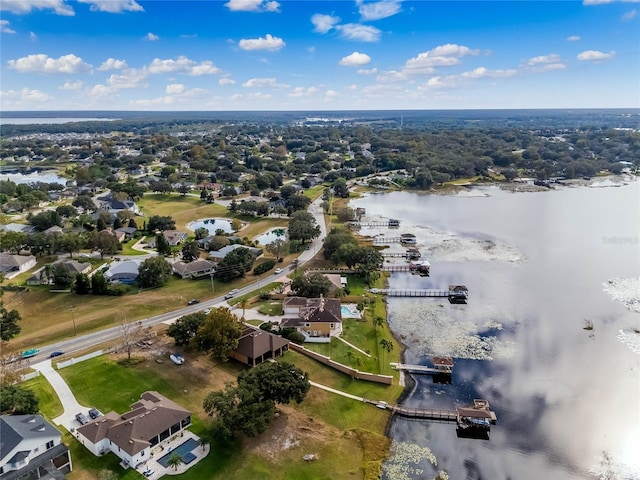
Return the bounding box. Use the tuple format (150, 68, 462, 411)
(336, 23, 381, 42)
(60, 80, 83, 90)
(78, 0, 143, 13)
(403, 44, 480, 74)
(107, 69, 147, 88)
(311, 14, 341, 33)
(98, 58, 128, 70)
(622, 8, 638, 19)
(577, 50, 616, 62)
(224, 0, 280, 12)
(1, 87, 53, 102)
(376, 69, 407, 83)
(148, 56, 222, 75)
(243, 77, 290, 88)
(238, 34, 285, 51)
(583, 0, 640, 5)
(8, 54, 92, 74)
(339, 51, 371, 66)
(325, 90, 338, 101)
(219, 78, 236, 86)
(567, 35, 581, 42)
(358, 0, 402, 21)
(146, 32, 159, 41)
(89, 84, 115, 98)
(166, 84, 185, 95)
(289, 86, 319, 97)
(460, 67, 518, 78)
(418, 76, 461, 90)
(1, 20, 16, 33)
(30, 32, 37, 40)
(358, 67, 378, 75)
(0, 0, 74, 16)
(525, 54, 566, 72)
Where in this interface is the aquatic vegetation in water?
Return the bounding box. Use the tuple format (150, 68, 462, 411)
(382, 441, 437, 480)
(391, 303, 515, 360)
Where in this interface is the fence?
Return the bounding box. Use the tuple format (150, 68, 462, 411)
(56, 349, 108, 369)
(289, 343, 393, 385)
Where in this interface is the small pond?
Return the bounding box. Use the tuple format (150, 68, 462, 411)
(255, 227, 288, 245)
(188, 218, 233, 235)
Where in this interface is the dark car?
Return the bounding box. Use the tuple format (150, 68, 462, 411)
(88, 408, 102, 419)
(50, 351, 64, 358)
(187, 298, 200, 305)
(75, 412, 89, 425)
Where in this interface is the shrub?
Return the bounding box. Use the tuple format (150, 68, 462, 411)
(107, 285, 128, 296)
(253, 259, 276, 275)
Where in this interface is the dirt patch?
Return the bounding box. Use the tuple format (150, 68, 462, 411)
(243, 406, 339, 461)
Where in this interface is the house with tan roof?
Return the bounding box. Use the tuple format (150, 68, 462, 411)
(0, 253, 37, 279)
(75, 391, 191, 469)
(172, 259, 216, 279)
(280, 296, 342, 343)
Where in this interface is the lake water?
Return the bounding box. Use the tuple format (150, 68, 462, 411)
(0, 117, 117, 125)
(1, 170, 67, 185)
(187, 218, 233, 235)
(351, 180, 640, 480)
(255, 227, 287, 246)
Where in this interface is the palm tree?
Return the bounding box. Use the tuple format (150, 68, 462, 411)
(239, 297, 248, 318)
(379, 338, 393, 365)
(198, 434, 210, 451)
(373, 316, 385, 330)
(167, 452, 183, 471)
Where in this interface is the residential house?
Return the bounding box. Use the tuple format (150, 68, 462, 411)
(280, 296, 342, 343)
(103, 261, 140, 284)
(115, 227, 137, 241)
(96, 195, 140, 215)
(162, 230, 188, 246)
(43, 225, 64, 236)
(0, 253, 37, 279)
(56, 259, 92, 276)
(172, 259, 216, 279)
(0, 414, 72, 479)
(75, 391, 191, 469)
(208, 244, 262, 262)
(230, 325, 290, 367)
(321, 274, 347, 294)
(0, 224, 36, 234)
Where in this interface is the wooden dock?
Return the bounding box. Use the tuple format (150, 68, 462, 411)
(349, 219, 400, 228)
(370, 288, 450, 297)
(391, 362, 453, 375)
(373, 236, 402, 244)
(381, 250, 421, 259)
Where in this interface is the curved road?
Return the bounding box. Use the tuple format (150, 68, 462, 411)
(24, 197, 328, 363)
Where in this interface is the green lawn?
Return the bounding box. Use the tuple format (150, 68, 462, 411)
(119, 237, 147, 255)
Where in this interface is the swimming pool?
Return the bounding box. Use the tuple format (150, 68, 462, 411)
(156, 438, 199, 468)
(340, 305, 361, 319)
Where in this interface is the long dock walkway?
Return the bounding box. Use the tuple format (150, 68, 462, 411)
(391, 363, 452, 375)
(370, 288, 450, 297)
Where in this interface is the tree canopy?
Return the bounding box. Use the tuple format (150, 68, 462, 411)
(137, 256, 173, 288)
(0, 385, 39, 415)
(168, 312, 206, 347)
(0, 303, 22, 341)
(192, 307, 243, 361)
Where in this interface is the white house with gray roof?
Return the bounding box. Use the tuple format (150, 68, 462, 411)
(0, 414, 72, 479)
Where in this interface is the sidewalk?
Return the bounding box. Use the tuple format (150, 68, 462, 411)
(32, 359, 90, 431)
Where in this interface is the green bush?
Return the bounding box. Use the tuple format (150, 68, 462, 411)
(253, 259, 276, 275)
(107, 285, 128, 296)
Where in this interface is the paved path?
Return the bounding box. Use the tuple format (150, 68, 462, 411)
(336, 336, 372, 357)
(309, 380, 364, 401)
(32, 359, 90, 431)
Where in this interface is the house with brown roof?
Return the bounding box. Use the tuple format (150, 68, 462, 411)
(280, 296, 342, 343)
(162, 230, 188, 246)
(172, 259, 216, 279)
(230, 325, 290, 367)
(75, 391, 191, 469)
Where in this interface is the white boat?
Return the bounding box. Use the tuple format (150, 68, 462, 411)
(170, 353, 185, 365)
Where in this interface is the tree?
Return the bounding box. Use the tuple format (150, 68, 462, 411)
(231, 218, 243, 233)
(286, 194, 311, 213)
(336, 206, 355, 222)
(91, 272, 108, 295)
(290, 272, 331, 298)
(0, 303, 21, 341)
(29, 210, 62, 231)
(0, 231, 27, 254)
(147, 215, 176, 232)
(288, 210, 320, 244)
(167, 453, 184, 471)
(379, 338, 393, 364)
(118, 318, 149, 361)
(155, 232, 171, 256)
(56, 204, 78, 219)
(58, 232, 83, 259)
(89, 230, 119, 259)
(237, 362, 310, 405)
(194, 227, 209, 240)
(0, 385, 39, 414)
(373, 316, 385, 330)
(181, 240, 200, 263)
(137, 256, 173, 288)
(192, 307, 243, 362)
(168, 312, 206, 347)
(332, 178, 350, 198)
(72, 194, 97, 212)
(52, 264, 75, 288)
(216, 247, 255, 282)
(75, 273, 91, 294)
(265, 238, 288, 260)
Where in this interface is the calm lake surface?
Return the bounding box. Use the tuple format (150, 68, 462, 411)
(0, 170, 67, 185)
(352, 180, 640, 480)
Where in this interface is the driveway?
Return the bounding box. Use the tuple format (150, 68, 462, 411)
(32, 359, 91, 432)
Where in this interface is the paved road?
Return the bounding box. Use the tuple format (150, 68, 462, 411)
(23, 197, 328, 363)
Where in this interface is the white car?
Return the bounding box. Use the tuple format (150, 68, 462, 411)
(170, 353, 185, 365)
(274, 268, 283, 274)
(204, 308, 211, 314)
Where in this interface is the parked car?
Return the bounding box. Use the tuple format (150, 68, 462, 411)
(21, 349, 39, 359)
(274, 268, 283, 274)
(203, 308, 211, 314)
(224, 289, 239, 300)
(170, 353, 185, 365)
(75, 412, 89, 425)
(49, 351, 64, 358)
(187, 298, 200, 305)
(143, 469, 154, 477)
(88, 408, 102, 419)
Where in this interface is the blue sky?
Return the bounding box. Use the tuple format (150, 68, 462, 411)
(1, 0, 638, 111)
